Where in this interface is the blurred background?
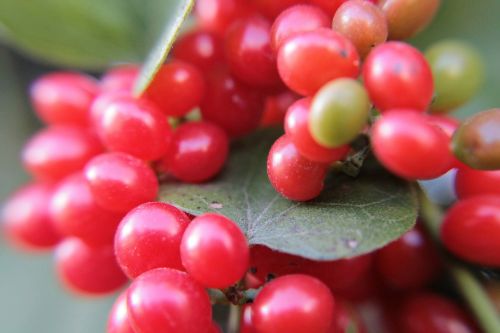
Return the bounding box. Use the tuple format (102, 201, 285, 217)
(0, 0, 499, 332)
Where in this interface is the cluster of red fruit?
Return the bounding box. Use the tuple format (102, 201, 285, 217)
(2, 0, 500, 332)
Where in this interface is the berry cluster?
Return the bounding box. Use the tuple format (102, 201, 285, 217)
(2, 0, 500, 332)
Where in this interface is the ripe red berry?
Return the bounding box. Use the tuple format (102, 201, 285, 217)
(271, 4, 330, 51)
(268, 134, 328, 201)
(160, 121, 229, 183)
(285, 97, 350, 163)
(455, 168, 500, 199)
(100, 65, 139, 93)
(260, 90, 300, 127)
(397, 293, 478, 333)
(84, 152, 159, 213)
(143, 60, 206, 117)
(331, 301, 367, 333)
(115, 202, 190, 279)
(253, 274, 335, 333)
(55, 238, 128, 295)
(240, 304, 257, 333)
(441, 195, 500, 267)
(172, 30, 225, 71)
(181, 213, 249, 288)
(107, 291, 136, 333)
(371, 110, 452, 180)
(92, 95, 172, 161)
(277, 28, 360, 96)
(363, 42, 434, 111)
(201, 70, 264, 138)
(2, 183, 61, 250)
(195, 0, 254, 35)
(376, 225, 442, 290)
(126, 268, 212, 333)
(22, 126, 102, 181)
(50, 172, 123, 246)
(30, 72, 99, 126)
(309, 0, 347, 17)
(250, 0, 304, 19)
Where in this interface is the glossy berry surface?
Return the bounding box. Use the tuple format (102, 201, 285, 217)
(30, 72, 98, 126)
(55, 238, 128, 295)
(250, 0, 303, 19)
(173, 30, 225, 71)
(455, 168, 500, 199)
(181, 213, 249, 288)
(363, 42, 434, 111)
(285, 97, 350, 163)
(253, 274, 335, 333)
(309, 0, 347, 17)
(100, 65, 139, 93)
(127, 268, 212, 333)
(240, 304, 257, 333)
(267, 135, 328, 201)
(115, 202, 190, 279)
(260, 90, 299, 127)
(277, 28, 360, 96)
(332, 0, 388, 58)
(93, 95, 171, 161)
(50, 172, 122, 246)
(441, 195, 500, 267)
(161, 121, 229, 183)
(371, 110, 452, 180)
(201, 70, 264, 138)
(225, 16, 281, 88)
(143, 60, 206, 117)
(22, 126, 102, 181)
(84, 153, 159, 213)
(271, 4, 330, 51)
(195, 0, 254, 35)
(107, 291, 136, 333)
(2, 183, 61, 250)
(376, 225, 441, 290)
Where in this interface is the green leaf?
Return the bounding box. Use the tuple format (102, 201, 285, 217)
(160, 129, 418, 261)
(0, 0, 192, 70)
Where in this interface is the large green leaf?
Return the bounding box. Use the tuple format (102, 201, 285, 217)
(160, 129, 418, 260)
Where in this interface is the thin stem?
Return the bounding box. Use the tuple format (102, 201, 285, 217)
(418, 187, 500, 333)
(227, 304, 241, 333)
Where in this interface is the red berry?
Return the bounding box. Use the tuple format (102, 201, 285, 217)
(397, 293, 479, 333)
(115, 202, 190, 279)
(50, 172, 122, 246)
(260, 90, 300, 127)
(253, 274, 335, 333)
(181, 213, 249, 288)
(371, 110, 452, 180)
(107, 291, 136, 333)
(195, 0, 254, 35)
(172, 30, 225, 71)
(455, 168, 500, 199)
(428, 115, 464, 168)
(22, 126, 102, 181)
(250, 0, 304, 19)
(84, 153, 159, 213)
(160, 121, 229, 183)
(331, 301, 367, 333)
(376, 225, 442, 290)
(225, 16, 281, 88)
(201, 70, 264, 138)
(55, 238, 128, 295)
(30, 72, 99, 126)
(441, 195, 500, 267)
(285, 97, 350, 163)
(267, 134, 328, 201)
(309, 0, 347, 17)
(100, 65, 140, 93)
(277, 28, 360, 96)
(363, 42, 434, 111)
(240, 304, 257, 333)
(209, 322, 223, 333)
(271, 4, 330, 51)
(2, 183, 61, 250)
(93, 95, 171, 161)
(143, 60, 206, 117)
(126, 268, 212, 333)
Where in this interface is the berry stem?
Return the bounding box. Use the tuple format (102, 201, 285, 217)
(227, 304, 241, 333)
(418, 187, 500, 333)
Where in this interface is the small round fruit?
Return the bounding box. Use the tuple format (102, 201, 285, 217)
(267, 135, 328, 201)
(195, 0, 254, 35)
(260, 90, 299, 127)
(253, 274, 335, 333)
(249, 0, 303, 19)
(310, 78, 370, 147)
(107, 291, 136, 333)
(309, 0, 347, 17)
(181, 213, 249, 288)
(172, 30, 225, 71)
(441, 195, 500, 267)
(127, 268, 212, 333)
(455, 168, 500, 199)
(100, 65, 139, 93)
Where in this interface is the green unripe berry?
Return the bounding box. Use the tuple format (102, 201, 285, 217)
(425, 40, 484, 113)
(309, 78, 370, 148)
(452, 108, 500, 170)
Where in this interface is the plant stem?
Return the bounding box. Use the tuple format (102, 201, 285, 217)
(227, 304, 241, 333)
(418, 187, 500, 333)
